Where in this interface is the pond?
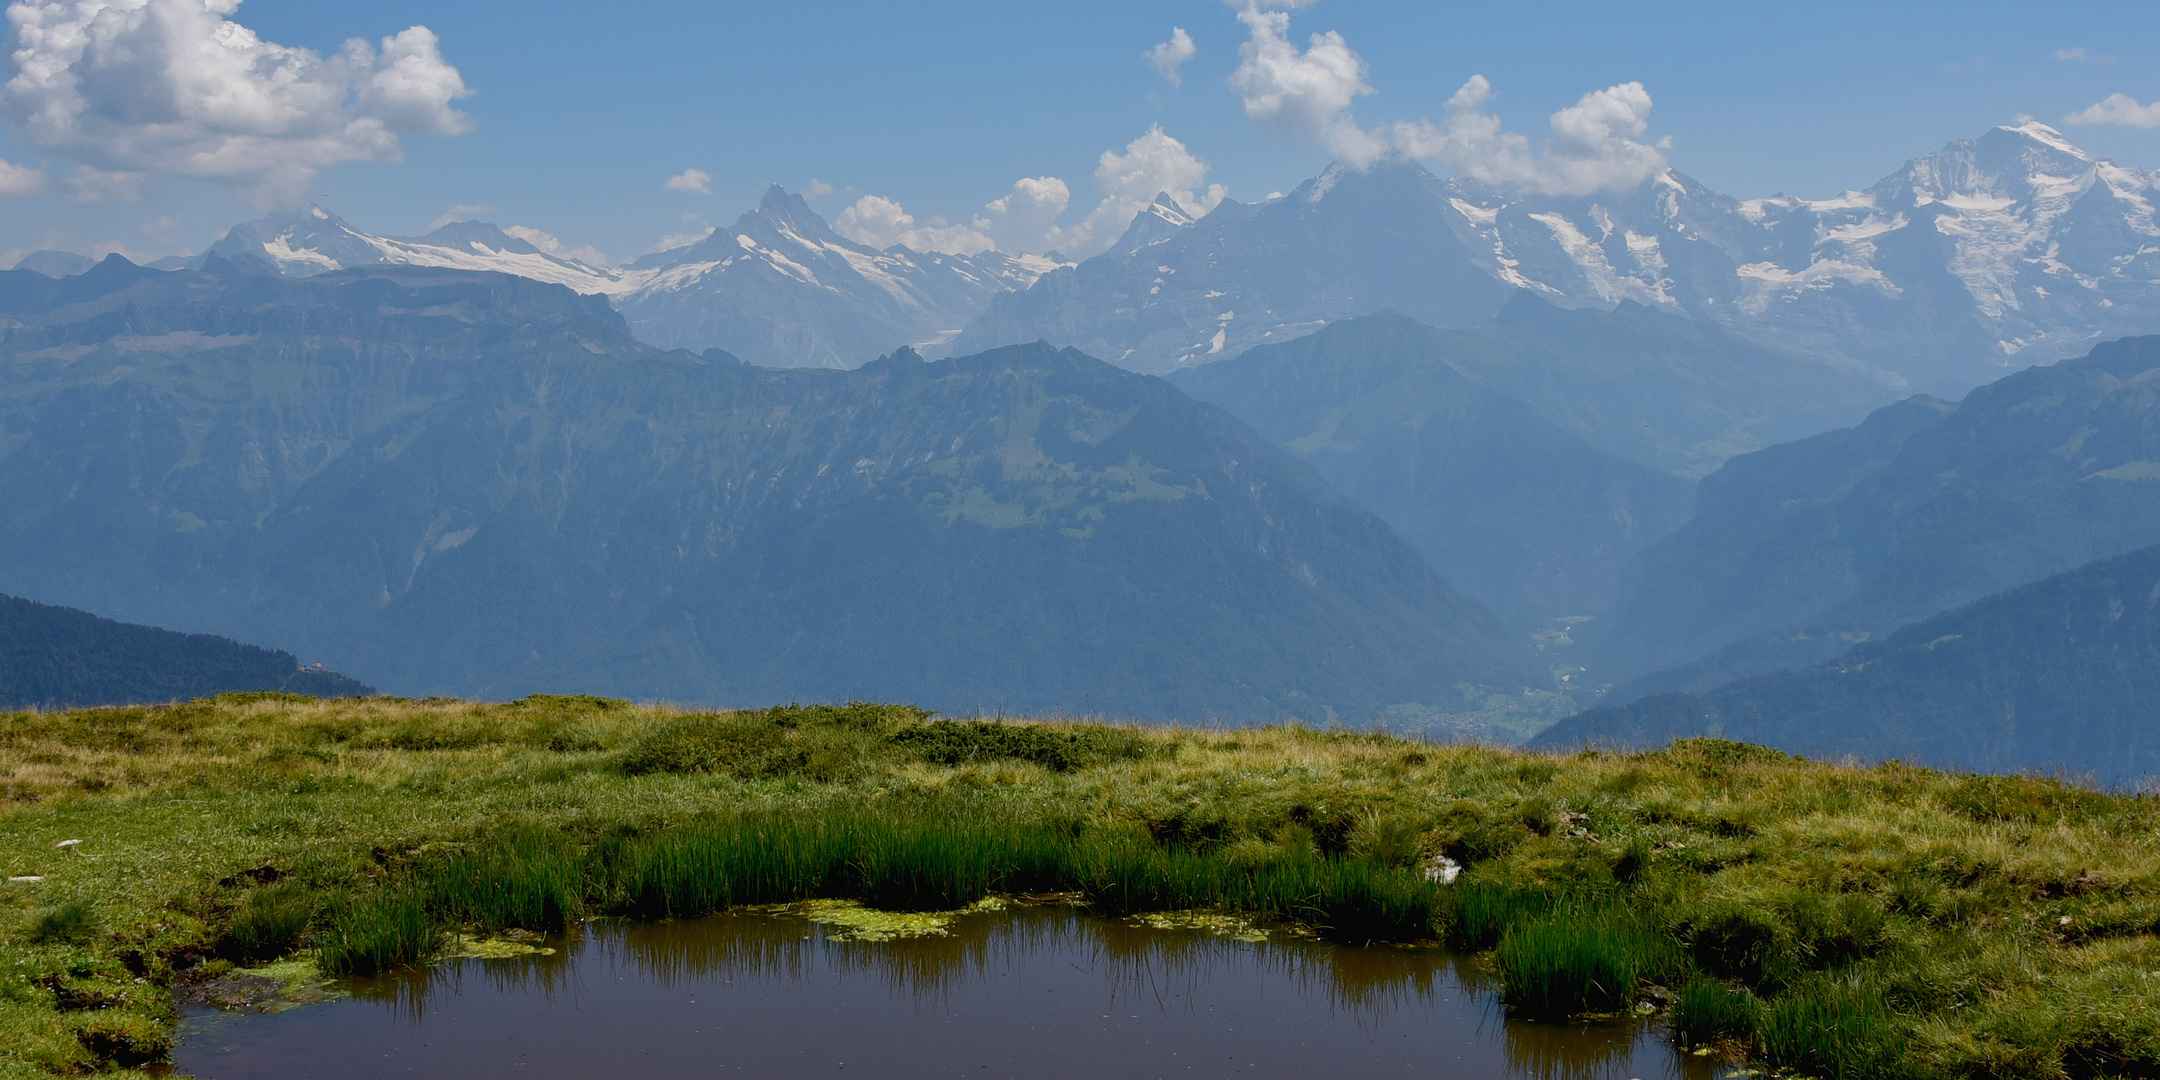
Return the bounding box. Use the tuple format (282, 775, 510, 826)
(168, 902, 1731, 1080)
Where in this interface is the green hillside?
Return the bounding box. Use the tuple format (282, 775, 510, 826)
(1542, 541, 2160, 785)
(0, 260, 1536, 719)
(0, 593, 369, 708)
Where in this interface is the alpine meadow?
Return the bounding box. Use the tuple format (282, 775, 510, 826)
(4, 2, 2160, 1078)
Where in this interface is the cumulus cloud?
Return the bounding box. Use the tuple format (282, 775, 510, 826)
(833, 126, 1225, 259)
(503, 225, 611, 267)
(0, 156, 46, 195)
(1146, 27, 1195, 87)
(665, 167, 712, 194)
(1393, 76, 1667, 195)
(834, 193, 997, 255)
(0, 0, 473, 207)
(803, 178, 833, 198)
(1222, 3, 1664, 195)
(2066, 93, 2160, 129)
(1225, 2, 1384, 165)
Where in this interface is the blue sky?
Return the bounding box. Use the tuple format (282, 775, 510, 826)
(4, 0, 2158, 267)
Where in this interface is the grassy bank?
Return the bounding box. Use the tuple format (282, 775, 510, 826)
(2, 695, 2157, 1078)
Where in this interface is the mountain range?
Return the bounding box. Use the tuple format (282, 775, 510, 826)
(186, 123, 2160, 395)
(1538, 540, 2160, 787)
(1584, 333, 2160, 695)
(205, 190, 1065, 369)
(0, 256, 1535, 718)
(958, 122, 2160, 394)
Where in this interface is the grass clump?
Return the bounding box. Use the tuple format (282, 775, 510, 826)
(26, 901, 100, 946)
(889, 719, 1149, 772)
(1671, 974, 1761, 1047)
(1756, 976, 1911, 1079)
(222, 883, 315, 964)
(317, 890, 438, 977)
(1493, 905, 1673, 1019)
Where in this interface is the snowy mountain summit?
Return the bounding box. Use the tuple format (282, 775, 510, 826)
(209, 191, 1068, 368)
(957, 122, 2160, 392)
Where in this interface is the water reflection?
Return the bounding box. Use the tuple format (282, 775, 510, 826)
(174, 905, 1717, 1080)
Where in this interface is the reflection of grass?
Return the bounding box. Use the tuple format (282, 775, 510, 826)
(1, 694, 2158, 1078)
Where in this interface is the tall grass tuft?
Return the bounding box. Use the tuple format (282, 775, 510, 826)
(1671, 973, 1761, 1046)
(428, 829, 585, 933)
(318, 890, 438, 976)
(1755, 975, 1911, 1079)
(1442, 881, 1550, 951)
(1494, 905, 1674, 1019)
(223, 883, 315, 964)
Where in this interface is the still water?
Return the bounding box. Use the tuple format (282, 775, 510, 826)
(171, 905, 1724, 1080)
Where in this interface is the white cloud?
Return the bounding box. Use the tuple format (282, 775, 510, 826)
(1, 0, 474, 208)
(2053, 46, 2113, 63)
(1225, 2, 1384, 166)
(980, 176, 1071, 253)
(804, 178, 833, 198)
(0, 155, 45, 195)
(834, 193, 997, 255)
(2066, 93, 2160, 129)
(1392, 77, 1667, 195)
(665, 167, 712, 194)
(834, 126, 1226, 260)
(1146, 27, 1195, 87)
(426, 203, 496, 231)
(1220, 4, 1663, 195)
(503, 225, 611, 267)
(1061, 125, 1226, 253)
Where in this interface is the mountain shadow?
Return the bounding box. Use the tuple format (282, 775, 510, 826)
(1538, 542, 2160, 788)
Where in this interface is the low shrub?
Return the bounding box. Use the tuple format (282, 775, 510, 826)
(618, 711, 874, 780)
(888, 719, 1148, 772)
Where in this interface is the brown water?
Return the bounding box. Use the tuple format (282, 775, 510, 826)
(169, 906, 1728, 1080)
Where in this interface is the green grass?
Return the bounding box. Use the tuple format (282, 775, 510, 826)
(2, 701, 2158, 1078)
(221, 883, 314, 965)
(317, 890, 437, 977)
(1492, 904, 1677, 1019)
